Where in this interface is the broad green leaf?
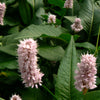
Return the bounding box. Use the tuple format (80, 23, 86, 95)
(8, 26, 19, 34)
(27, 0, 35, 9)
(75, 42, 96, 50)
(34, 0, 44, 10)
(48, 0, 64, 8)
(19, 0, 32, 24)
(38, 46, 65, 61)
(55, 36, 82, 100)
(15, 25, 67, 40)
(0, 71, 19, 84)
(0, 44, 17, 56)
(4, 17, 20, 26)
(21, 88, 52, 100)
(84, 91, 100, 100)
(0, 52, 18, 69)
(79, 0, 94, 34)
(64, 16, 77, 23)
(0, 98, 5, 100)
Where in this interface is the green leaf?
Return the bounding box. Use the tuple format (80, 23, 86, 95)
(0, 44, 17, 56)
(0, 98, 5, 100)
(64, 16, 77, 23)
(0, 52, 17, 69)
(15, 25, 67, 40)
(4, 17, 20, 26)
(27, 0, 35, 9)
(0, 71, 19, 84)
(79, 0, 94, 34)
(38, 46, 65, 61)
(84, 91, 100, 100)
(55, 36, 82, 100)
(34, 0, 44, 10)
(75, 42, 96, 50)
(48, 0, 64, 8)
(19, 0, 32, 24)
(21, 88, 52, 100)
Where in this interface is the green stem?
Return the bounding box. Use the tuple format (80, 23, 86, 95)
(94, 26, 100, 56)
(72, 3, 74, 16)
(42, 85, 58, 100)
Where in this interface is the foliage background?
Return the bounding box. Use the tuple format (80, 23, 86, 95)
(0, 0, 100, 100)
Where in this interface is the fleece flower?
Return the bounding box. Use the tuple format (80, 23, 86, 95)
(0, 3, 6, 25)
(10, 94, 22, 100)
(71, 18, 83, 32)
(74, 53, 97, 92)
(48, 14, 56, 24)
(64, 0, 73, 8)
(17, 38, 44, 88)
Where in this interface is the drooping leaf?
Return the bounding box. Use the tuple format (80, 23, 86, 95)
(15, 25, 67, 40)
(55, 36, 82, 100)
(38, 46, 65, 61)
(84, 91, 100, 100)
(75, 42, 96, 50)
(0, 44, 17, 56)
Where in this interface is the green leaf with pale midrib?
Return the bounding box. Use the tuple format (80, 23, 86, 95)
(55, 36, 82, 100)
(15, 25, 67, 40)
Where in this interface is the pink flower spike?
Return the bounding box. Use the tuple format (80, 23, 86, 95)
(64, 0, 73, 8)
(71, 18, 83, 32)
(0, 3, 6, 25)
(74, 53, 97, 93)
(10, 94, 22, 100)
(17, 38, 44, 88)
(48, 14, 56, 24)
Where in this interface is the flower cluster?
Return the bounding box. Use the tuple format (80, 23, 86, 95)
(71, 18, 83, 32)
(64, 0, 73, 8)
(48, 14, 56, 24)
(17, 38, 44, 88)
(74, 53, 97, 92)
(10, 94, 22, 100)
(0, 3, 6, 25)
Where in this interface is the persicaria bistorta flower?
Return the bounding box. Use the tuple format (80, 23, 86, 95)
(74, 53, 97, 92)
(71, 18, 83, 32)
(10, 94, 22, 100)
(17, 38, 44, 88)
(48, 14, 56, 24)
(64, 0, 73, 8)
(0, 3, 6, 25)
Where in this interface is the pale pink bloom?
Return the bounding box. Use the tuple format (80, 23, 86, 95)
(17, 38, 44, 88)
(71, 18, 83, 32)
(48, 14, 56, 24)
(0, 3, 6, 25)
(10, 94, 22, 100)
(64, 0, 73, 8)
(74, 53, 97, 91)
